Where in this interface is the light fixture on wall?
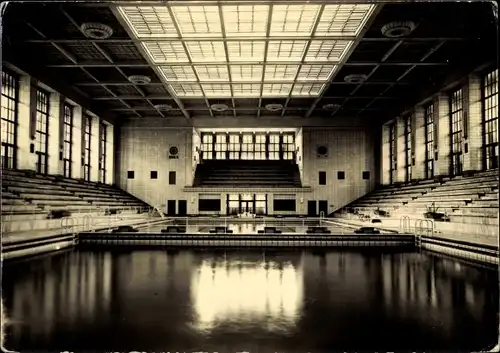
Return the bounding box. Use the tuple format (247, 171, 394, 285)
(300, 198, 304, 204)
(191, 196, 195, 203)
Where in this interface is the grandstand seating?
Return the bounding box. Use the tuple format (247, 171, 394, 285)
(193, 160, 302, 187)
(1, 168, 150, 234)
(335, 169, 499, 232)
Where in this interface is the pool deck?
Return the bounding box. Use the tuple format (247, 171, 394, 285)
(1, 217, 498, 249)
(327, 219, 499, 247)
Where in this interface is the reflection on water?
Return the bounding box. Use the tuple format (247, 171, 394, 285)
(2, 249, 498, 351)
(191, 256, 303, 333)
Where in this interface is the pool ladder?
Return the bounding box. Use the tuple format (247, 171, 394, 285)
(400, 216, 434, 247)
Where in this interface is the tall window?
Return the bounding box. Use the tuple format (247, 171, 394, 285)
(241, 134, 254, 159)
(63, 104, 73, 178)
(35, 89, 50, 174)
(282, 134, 295, 160)
(99, 123, 107, 183)
(424, 103, 435, 179)
(1, 71, 18, 169)
(202, 134, 213, 160)
(228, 134, 240, 160)
(404, 116, 412, 181)
(389, 123, 396, 184)
(83, 114, 91, 181)
(254, 134, 266, 160)
(215, 133, 227, 160)
(450, 88, 464, 176)
(269, 134, 280, 160)
(483, 69, 499, 170)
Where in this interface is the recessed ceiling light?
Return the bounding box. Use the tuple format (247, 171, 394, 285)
(128, 75, 151, 84)
(211, 103, 229, 112)
(81, 23, 114, 39)
(322, 103, 341, 111)
(265, 103, 284, 112)
(154, 104, 172, 111)
(381, 21, 417, 38)
(344, 74, 368, 83)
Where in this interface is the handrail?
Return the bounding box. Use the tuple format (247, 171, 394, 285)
(60, 217, 76, 235)
(400, 216, 411, 233)
(415, 218, 434, 237)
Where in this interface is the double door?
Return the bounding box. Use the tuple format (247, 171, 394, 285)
(240, 200, 255, 213)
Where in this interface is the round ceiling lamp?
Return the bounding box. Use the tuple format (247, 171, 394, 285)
(265, 103, 284, 112)
(211, 103, 229, 112)
(381, 21, 417, 38)
(128, 75, 151, 84)
(344, 74, 368, 83)
(81, 23, 114, 39)
(154, 104, 172, 112)
(322, 103, 341, 111)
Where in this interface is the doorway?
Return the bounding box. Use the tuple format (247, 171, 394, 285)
(178, 200, 187, 216)
(167, 200, 176, 216)
(240, 200, 255, 214)
(307, 200, 317, 217)
(318, 200, 328, 216)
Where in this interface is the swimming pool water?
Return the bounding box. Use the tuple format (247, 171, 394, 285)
(2, 248, 498, 352)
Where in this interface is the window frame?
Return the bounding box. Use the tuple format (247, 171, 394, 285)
(1, 70, 19, 169)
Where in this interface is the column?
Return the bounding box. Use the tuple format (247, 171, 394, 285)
(413, 106, 426, 180)
(396, 117, 406, 182)
(381, 124, 391, 185)
(47, 92, 61, 176)
(16, 75, 35, 170)
(435, 93, 451, 176)
(90, 116, 100, 182)
(72, 105, 83, 179)
(105, 123, 115, 185)
(463, 74, 483, 172)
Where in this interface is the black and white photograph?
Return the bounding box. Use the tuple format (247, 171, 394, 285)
(0, 0, 498, 352)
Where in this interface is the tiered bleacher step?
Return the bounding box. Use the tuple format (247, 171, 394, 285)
(1, 168, 151, 234)
(334, 169, 499, 237)
(193, 160, 302, 187)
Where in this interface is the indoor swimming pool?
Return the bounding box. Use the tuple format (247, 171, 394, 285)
(2, 248, 498, 352)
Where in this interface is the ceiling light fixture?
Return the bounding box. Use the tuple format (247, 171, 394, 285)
(344, 74, 368, 83)
(128, 75, 151, 84)
(265, 103, 284, 112)
(381, 21, 417, 38)
(81, 23, 114, 39)
(211, 103, 229, 112)
(154, 104, 172, 111)
(322, 103, 341, 111)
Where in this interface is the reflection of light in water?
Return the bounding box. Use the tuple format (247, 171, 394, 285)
(190, 259, 303, 332)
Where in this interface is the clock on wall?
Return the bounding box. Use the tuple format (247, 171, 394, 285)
(169, 146, 179, 159)
(317, 145, 328, 158)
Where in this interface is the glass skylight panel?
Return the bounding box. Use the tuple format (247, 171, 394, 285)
(186, 41, 226, 62)
(223, 5, 269, 37)
(119, 7, 178, 38)
(315, 4, 374, 36)
(232, 84, 261, 97)
(267, 41, 308, 62)
(169, 83, 203, 97)
(230, 65, 263, 82)
(292, 83, 324, 96)
(227, 41, 265, 62)
(201, 83, 232, 97)
(171, 6, 222, 37)
(194, 65, 229, 81)
(262, 83, 292, 96)
(305, 40, 352, 62)
(264, 65, 299, 81)
(297, 65, 335, 81)
(143, 41, 189, 63)
(160, 66, 197, 81)
(270, 5, 321, 36)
